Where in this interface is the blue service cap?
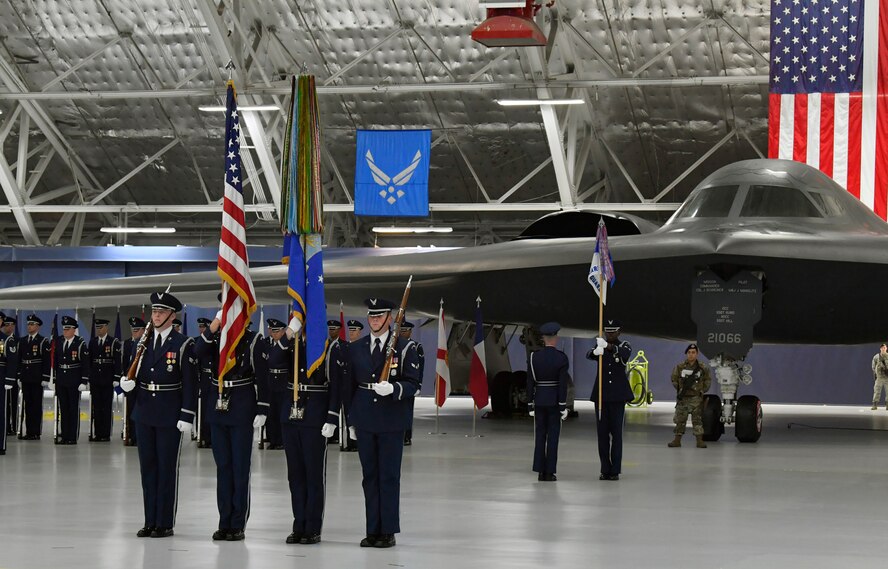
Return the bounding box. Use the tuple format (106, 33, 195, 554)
(197, 317, 211, 326)
(3, 315, 16, 325)
(172, 319, 182, 327)
(128, 317, 146, 329)
(95, 318, 110, 326)
(61, 315, 78, 328)
(266, 318, 285, 330)
(400, 321, 415, 330)
(151, 291, 182, 312)
(365, 297, 395, 316)
(347, 319, 364, 330)
(327, 319, 342, 329)
(26, 314, 43, 326)
(539, 322, 560, 336)
(604, 318, 622, 332)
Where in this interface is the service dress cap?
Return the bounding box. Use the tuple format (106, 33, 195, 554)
(539, 321, 561, 336)
(129, 317, 146, 329)
(364, 297, 396, 316)
(151, 291, 183, 312)
(26, 314, 43, 326)
(61, 315, 78, 329)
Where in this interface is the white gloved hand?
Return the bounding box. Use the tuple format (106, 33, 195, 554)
(680, 369, 693, 377)
(348, 426, 357, 441)
(592, 346, 605, 356)
(3, 384, 10, 390)
(214, 309, 223, 321)
(287, 316, 302, 335)
(595, 337, 608, 350)
(120, 379, 136, 393)
(252, 415, 266, 428)
(112, 381, 120, 387)
(561, 409, 569, 421)
(176, 420, 191, 433)
(77, 383, 88, 392)
(372, 382, 394, 396)
(41, 381, 49, 388)
(321, 423, 336, 438)
(528, 410, 535, 417)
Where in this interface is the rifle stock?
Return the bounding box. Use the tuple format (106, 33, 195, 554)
(125, 322, 156, 381)
(379, 276, 413, 383)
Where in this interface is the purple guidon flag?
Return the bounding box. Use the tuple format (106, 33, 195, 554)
(587, 218, 616, 304)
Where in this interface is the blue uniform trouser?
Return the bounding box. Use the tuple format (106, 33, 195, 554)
(356, 430, 404, 535)
(0, 387, 7, 452)
(135, 423, 183, 528)
(57, 384, 81, 442)
(533, 406, 561, 474)
(405, 398, 415, 440)
(211, 423, 254, 530)
(282, 423, 328, 535)
(91, 383, 114, 439)
(7, 384, 18, 433)
(594, 402, 626, 476)
(22, 382, 44, 436)
(266, 391, 286, 447)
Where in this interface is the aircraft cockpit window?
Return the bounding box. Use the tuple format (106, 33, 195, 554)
(806, 192, 846, 217)
(740, 185, 823, 218)
(675, 185, 738, 218)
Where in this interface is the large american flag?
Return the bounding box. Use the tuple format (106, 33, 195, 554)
(768, 0, 888, 219)
(217, 81, 257, 381)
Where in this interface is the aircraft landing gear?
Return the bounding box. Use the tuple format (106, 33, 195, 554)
(708, 355, 763, 443)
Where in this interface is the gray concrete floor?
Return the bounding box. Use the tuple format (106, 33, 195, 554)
(1, 398, 887, 569)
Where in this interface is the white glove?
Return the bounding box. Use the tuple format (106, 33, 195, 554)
(214, 309, 223, 321)
(3, 384, 10, 390)
(113, 381, 120, 387)
(252, 415, 266, 428)
(348, 426, 357, 441)
(120, 379, 136, 393)
(595, 337, 608, 350)
(77, 383, 88, 392)
(372, 382, 394, 396)
(592, 346, 605, 356)
(287, 316, 302, 335)
(680, 369, 693, 377)
(528, 410, 535, 417)
(561, 409, 569, 421)
(321, 423, 336, 438)
(41, 381, 49, 388)
(176, 420, 191, 433)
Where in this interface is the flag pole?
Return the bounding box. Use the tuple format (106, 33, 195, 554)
(433, 373, 440, 434)
(598, 281, 605, 421)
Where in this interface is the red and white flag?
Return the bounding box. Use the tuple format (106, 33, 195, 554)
(435, 300, 450, 407)
(767, 0, 888, 218)
(468, 296, 489, 410)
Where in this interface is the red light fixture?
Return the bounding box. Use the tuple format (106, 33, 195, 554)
(471, 0, 548, 48)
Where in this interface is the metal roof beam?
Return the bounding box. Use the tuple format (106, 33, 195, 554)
(40, 36, 123, 91)
(495, 157, 553, 204)
(0, 152, 40, 245)
(651, 129, 737, 202)
(88, 139, 180, 205)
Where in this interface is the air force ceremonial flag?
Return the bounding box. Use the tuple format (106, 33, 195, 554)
(355, 129, 431, 216)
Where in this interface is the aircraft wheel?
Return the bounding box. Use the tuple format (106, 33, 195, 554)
(646, 391, 654, 405)
(701, 394, 723, 441)
(735, 395, 763, 443)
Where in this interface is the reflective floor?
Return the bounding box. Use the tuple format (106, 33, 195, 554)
(1, 398, 887, 569)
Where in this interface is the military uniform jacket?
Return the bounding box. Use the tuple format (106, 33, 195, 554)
(131, 330, 198, 427)
(197, 329, 269, 426)
(346, 331, 421, 433)
(527, 346, 570, 409)
(121, 336, 145, 375)
(266, 335, 293, 394)
(0, 332, 8, 384)
(53, 335, 90, 387)
(6, 334, 50, 385)
(89, 336, 122, 385)
(670, 360, 712, 398)
(401, 340, 425, 389)
(279, 338, 342, 428)
(589, 340, 634, 403)
(196, 331, 219, 391)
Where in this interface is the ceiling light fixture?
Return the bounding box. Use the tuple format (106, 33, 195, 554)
(197, 105, 280, 112)
(99, 227, 176, 234)
(495, 99, 585, 106)
(372, 226, 453, 234)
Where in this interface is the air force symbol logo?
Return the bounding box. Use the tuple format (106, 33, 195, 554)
(355, 129, 431, 217)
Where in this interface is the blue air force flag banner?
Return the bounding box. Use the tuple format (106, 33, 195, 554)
(355, 129, 431, 216)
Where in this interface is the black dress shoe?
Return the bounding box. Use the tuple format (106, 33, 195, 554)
(212, 529, 229, 541)
(360, 535, 378, 547)
(404, 439, 412, 446)
(300, 533, 321, 544)
(537, 472, 544, 481)
(545, 474, 557, 481)
(226, 530, 245, 541)
(608, 474, 620, 481)
(599, 474, 609, 480)
(285, 532, 302, 544)
(151, 528, 174, 538)
(136, 527, 154, 538)
(374, 534, 396, 548)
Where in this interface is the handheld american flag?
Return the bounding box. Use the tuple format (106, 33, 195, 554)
(217, 81, 257, 382)
(587, 219, 616, 304)
(767, 0, 888, 219)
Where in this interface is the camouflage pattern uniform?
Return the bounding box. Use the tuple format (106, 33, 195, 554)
(670, 360, 712, 435)
(871, 353, 888, 406)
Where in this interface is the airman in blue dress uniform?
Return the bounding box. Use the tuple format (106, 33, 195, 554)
(4, 316, 20, 436)
(6, 315, 51, 440)
(345, 298, 421, 549)
(53, 316, 90, 445)
(340, 319, 363, 452)
(0, 312, 11, 454)
(280, 325, 343, 545)
(587, 318, 633, 481)
(194, 317, 214, 448)
(88, 318, 122, 442)
(399, 321, 424, 446)
(120, 316, 146, 446)
(119, 292, 197, 538)
(264, 318, 291, 450)
(198, 313, 269, 542)
(527, 322, 570, 481)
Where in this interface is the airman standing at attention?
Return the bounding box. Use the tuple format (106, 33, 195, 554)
(4, 315, 19, 436)
(120, 316, 146, 446)
(53, 316, 91, 445)
(0, 312, 10, 454)
(88, 319, 122, 442)
(668, 344, 712, 448)
(6, 315, 50, 440)
(527, 322, 570, 481)
(398, 321, 424, 446)
(195, 317, 216, 448)
(119, 291, 197, 538)
(265, 318, 291, 450)
(339, 319, 363, 452)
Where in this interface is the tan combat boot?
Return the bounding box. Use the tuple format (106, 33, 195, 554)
(667, 435, 682, 447)
(873, 403, 878, 410)
(696, 435, 707, 448)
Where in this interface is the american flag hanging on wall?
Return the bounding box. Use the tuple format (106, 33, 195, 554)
(767, 0, 888, 219)
(217, 80, 257, 381)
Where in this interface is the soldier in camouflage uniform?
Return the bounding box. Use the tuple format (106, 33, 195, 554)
(871, 343, 888, 410)
(667, 343, 711, 448)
